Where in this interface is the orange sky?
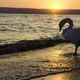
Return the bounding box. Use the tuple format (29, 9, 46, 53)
(0, 0, 80, 9)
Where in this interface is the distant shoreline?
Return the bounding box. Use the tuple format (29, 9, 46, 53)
(0, 7, 80, 14)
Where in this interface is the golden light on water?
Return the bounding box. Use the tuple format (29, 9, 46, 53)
(53, 50, 64, 55)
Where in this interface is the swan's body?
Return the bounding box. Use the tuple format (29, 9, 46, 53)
(59, 18, 80, 55)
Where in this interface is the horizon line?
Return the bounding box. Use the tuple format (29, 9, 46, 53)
(0, 7, 80, 10)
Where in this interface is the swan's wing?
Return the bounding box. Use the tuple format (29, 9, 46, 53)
(63, 28, 80, 44)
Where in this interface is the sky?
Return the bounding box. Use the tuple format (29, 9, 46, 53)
(0, 0, 80, 9)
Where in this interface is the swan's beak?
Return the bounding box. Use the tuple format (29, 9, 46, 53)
(59, 28, 61, 32)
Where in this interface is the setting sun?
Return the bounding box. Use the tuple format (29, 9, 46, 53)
(53, 4, 59, 10)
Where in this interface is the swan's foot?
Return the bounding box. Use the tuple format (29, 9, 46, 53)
(74, 53, 77, 56)
(74, 45, 78, 56)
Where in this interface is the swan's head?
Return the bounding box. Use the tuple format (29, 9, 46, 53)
(59, 18, 73, 32)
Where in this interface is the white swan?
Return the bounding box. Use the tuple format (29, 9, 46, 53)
(59, 18, 80, 55)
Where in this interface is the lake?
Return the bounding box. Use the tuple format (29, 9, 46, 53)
(0, 14, 80, 44)
(0, 14, 80, 80)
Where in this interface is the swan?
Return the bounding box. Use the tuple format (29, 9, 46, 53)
(59, 18, 80, 55)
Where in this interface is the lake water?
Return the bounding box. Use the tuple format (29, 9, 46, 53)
(0, 14, 80, 44)
(0, 14, 80, 80)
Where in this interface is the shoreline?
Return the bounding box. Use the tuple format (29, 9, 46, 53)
(29, 68, 80, 80)
(32, 69, 80, 80)
(0, 43, 79, 80)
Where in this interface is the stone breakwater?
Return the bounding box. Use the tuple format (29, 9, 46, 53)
(0, 37, 67, 54)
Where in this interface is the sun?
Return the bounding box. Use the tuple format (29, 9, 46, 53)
(53, 4, 59, 10)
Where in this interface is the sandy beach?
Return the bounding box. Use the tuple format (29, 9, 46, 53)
(0, 43, 80, 80)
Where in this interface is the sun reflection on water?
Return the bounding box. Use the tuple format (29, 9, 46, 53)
(53, 50, 64, 55)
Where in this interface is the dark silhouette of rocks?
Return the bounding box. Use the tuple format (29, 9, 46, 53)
(0, 37, 68, 54)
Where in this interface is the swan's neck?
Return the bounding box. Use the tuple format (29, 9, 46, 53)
(63, 24, 73, 34)
(68, 24, 73, 29)
(66, 25, 72, 30)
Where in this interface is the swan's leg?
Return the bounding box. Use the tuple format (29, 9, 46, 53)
(74, 45, 78, 55)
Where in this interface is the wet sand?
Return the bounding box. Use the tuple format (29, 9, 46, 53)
(32, 70, 80, 80)
(0, 43, 80, 80)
